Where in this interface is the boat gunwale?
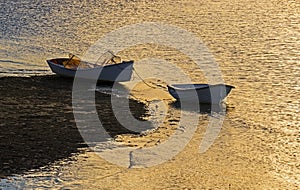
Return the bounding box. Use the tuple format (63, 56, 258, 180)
(46, 58, 134, 71)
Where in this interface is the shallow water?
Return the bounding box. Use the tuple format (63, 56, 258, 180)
(1, 0, 299, 189)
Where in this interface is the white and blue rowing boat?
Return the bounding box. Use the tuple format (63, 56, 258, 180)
(167, 83, 235, 104)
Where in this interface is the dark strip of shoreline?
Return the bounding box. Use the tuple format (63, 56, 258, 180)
(0, 75, 148, 177)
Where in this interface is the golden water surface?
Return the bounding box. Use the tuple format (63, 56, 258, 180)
(0, 0, 299, 189)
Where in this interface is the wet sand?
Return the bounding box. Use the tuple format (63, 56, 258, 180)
(0, 75, 147, 177)
(0, 76, 297, 189)
(57, 82, 292, 189)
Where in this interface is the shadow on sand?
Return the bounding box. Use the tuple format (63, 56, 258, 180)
(0, 75, 148, 177)
(170, 101, 227, 114)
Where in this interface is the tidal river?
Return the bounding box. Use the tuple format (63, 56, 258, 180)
(0, 0, 299, 189)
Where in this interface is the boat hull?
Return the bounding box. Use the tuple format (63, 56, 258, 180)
(167, 84, 234, 104)
(47, 58, 134, 82)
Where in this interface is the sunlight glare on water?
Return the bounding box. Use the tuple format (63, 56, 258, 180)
(0, 0, 299, 189)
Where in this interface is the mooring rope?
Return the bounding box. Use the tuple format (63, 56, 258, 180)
(132, 67, 167, 90)
(132, 67, 155, 88)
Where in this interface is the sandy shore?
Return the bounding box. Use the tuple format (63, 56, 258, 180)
(0, 75, 294, 189)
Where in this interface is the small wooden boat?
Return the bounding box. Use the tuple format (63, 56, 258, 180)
(47, 55, 134, 82)
(167, 84, 235, 104)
